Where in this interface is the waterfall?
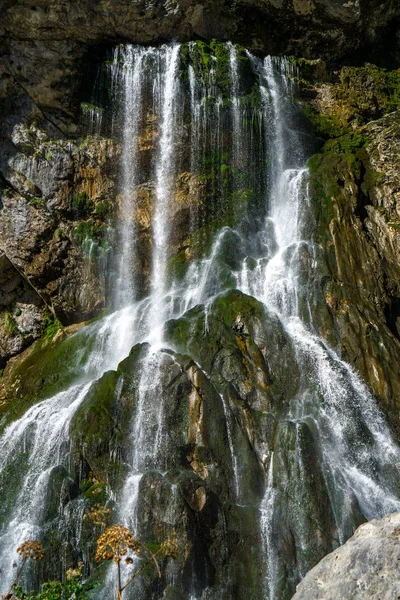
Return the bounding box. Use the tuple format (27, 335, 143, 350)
(1, 42, 400, 600)
(228, 42, 242, 172)
(233, 55, 400, 598)
(147, 44, 181, 346)
(112, 46, 148, 308)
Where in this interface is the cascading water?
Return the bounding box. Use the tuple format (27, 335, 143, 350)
(147, 44, 182, 346)
(1, 42, 400, 600)
(112, 45, 147, 308)
(234, 56, 400, 598)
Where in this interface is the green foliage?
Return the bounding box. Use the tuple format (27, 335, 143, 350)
(240, 83, 263, 110)
(3, 310, 19, 337)
(28, 197, 46, 208)
(72, 221, 109, 251)
(322, 132, 368, 154)
(338, 63, 400, 115)
(301, 63, 400, 152)
(42, 315, 63, 340)
(81, 102, 104, 115)
(73, 192, 92, 212)
(13, 572, 99, 599)
(302, 103, 349, 140)
(94, 200, 111, 217)
(185, 40, 252, 106)
(78, 136, 90, 150)
(291, 56, 315, 80)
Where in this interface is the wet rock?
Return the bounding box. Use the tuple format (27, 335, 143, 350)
(308, 111, 400, 431)
(292, 512, 400, 600)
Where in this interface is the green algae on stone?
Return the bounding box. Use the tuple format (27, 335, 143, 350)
(0, 323, 98, 429)
(165, 289, 300, 413)
(69, 368, 132, 488)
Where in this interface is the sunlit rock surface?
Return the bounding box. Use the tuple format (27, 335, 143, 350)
(293, 512, 400, 600)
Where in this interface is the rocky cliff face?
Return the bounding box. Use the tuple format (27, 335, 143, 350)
(1, 0, 400, 366)
(1, 3, 400, 600)
(299, 62, 400, 432)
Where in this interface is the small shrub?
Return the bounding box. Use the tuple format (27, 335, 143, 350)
(4, 540, 44, 598)
(96, 525, 178, 599)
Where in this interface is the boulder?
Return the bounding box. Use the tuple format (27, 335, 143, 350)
(293, 512, 400, 600)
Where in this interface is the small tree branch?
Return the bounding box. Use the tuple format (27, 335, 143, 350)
(6, 556, 26, 598)
(120, 548, 163, 593)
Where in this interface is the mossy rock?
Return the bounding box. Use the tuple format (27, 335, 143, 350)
(165, 289, 300, 412)
(0, 451, 30, 525)
(300, 63, 400, 145)
(307, 151, 360, 245)
(39, 465, 79, 524)
(69, 368, 133, 488)
(0, 323, 98, 430)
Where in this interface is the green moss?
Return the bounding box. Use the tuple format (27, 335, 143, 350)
(301, 63, 400, 154)
(291, 57, 316, 80)
(165, 290, 267, 367)
(0, 325, 98, 428)
(305, 63, 400, 139)
(307, 151, 360, 245)
(81, 102, 104, 115)
(72, 191, 92, 212)
(241, 83, 263, 111)
(339, 63, 400, 115)
(189, 186, 254, 259)
(166, 248, 189, 283)
(83, 480, 108, 504)
(185, 40, 254, 107)
(72, 221, 110, 253)
(94, 200, 111, 217)
(72, 371, 120, 447)
(3, 310, 19, 337)
(78, 136, 90, 149)
(69, 368, 133, 486)
(322, 132, 368, 154)
(42, 314, 63, 339)
(0, 452, 30, 524)
(302, 103, 349, 141)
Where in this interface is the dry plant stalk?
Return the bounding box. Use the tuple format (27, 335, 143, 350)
(96, 525, 178, 599)
(4, 540, 44, 599)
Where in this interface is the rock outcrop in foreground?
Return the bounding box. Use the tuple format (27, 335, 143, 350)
(293, 512, 400, 600)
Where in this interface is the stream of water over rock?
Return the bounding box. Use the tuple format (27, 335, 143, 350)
(0, 43, 400, 599)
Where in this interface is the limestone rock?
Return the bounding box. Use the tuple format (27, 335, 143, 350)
(0, 127, 119, 333)
(0, 253, 46, 368)
(293, 512, 400, 600)
(308, 111, 400, 429)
